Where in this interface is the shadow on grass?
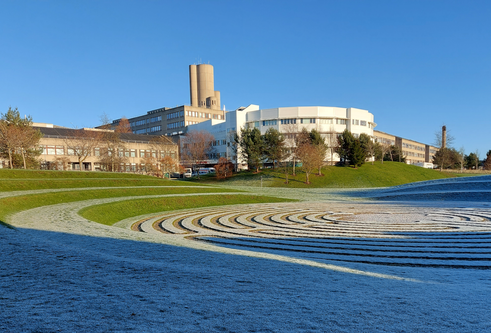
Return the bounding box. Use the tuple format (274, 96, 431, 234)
(0, 220, 15, 229)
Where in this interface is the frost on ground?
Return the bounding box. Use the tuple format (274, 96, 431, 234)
(2, 177, 491, 332)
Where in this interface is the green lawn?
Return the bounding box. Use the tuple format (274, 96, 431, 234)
(0, 169, 204, 192)
(0, 187, 239, 225)
(79, 195, 295, 225)
(195, 161, 459, 188)
(0, 169, 154, 179)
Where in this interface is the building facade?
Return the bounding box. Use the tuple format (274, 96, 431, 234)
(373, 130, 437, 167)
(27, 123, 179, 173)
(111, 64, 225, 137)
(184, 105, 377, 166)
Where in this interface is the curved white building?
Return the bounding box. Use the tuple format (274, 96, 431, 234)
(185, 104, 376, 166)
(241, 106, 375, 137)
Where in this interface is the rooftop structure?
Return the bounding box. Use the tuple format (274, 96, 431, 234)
(110, 63, 224, 136)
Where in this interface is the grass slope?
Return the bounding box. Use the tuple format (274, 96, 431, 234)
(0, 169, 203, 192)
(0, 170, 294, 228)
(0, 187, 239, 224)
(196, 162, 457, 188)
(0, 169, 154, 179)
(80, 195, 295, 225)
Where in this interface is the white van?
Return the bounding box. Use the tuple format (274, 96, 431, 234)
(183, 168, 193, 178)
(198, 168, 210, 176)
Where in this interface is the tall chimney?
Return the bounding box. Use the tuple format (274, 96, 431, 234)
(442, 125, 447, 149)
(188, 64, 221, 110)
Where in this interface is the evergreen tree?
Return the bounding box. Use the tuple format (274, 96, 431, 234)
(349, 139, 365, 168)
(239, 127, 264, 172)
(335, 130, 355, 165)
(263, 127, 285, 169)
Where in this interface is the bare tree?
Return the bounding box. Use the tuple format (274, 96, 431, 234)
(458, 147, 466, 172)
(19, 125, 43, 169)
(181, 130, 215, 177)
(379, 142, 392, 163)
(283, 123, 299, 175)
(325, 126, 338, 166)
(297, 142, 323, 184)
(116, 117, 132, 133)
(160, 155, 178, 178)
(434, 126, 455, 149)
(64, 129, 102, 171)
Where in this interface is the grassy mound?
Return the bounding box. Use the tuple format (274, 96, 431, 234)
(80, 195, 295, 225)
(195, 162, 458, 188)
(0, 169, 294, 228)
(0, 187, 240, 224)
(0, 169, 203, 192)
(0, 169, 153, 179)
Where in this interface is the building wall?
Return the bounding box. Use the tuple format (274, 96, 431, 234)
(112, 105, 225, 137)
(185, 105, 376, 166)
(374, 130, 437, 166)
(31, 124, 179, 173)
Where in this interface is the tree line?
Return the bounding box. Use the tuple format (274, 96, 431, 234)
(233, 127, 409, 182)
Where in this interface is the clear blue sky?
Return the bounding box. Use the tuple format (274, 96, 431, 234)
(1, 0, 490, 156)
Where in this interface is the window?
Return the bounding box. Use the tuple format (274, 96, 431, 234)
(262, 120, 277, 126)
(336, 119, 347, 125)
(280, 118, 297, 125)
(167, 122, 184, 130)
(319, 119, 333, 124)
(301, 118, 315, 124)
(360, 120, 367, 126)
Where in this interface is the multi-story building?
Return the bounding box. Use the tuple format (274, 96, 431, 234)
(110, 64, 225, 137)
(109, 63, 438, 168)
(184, 104, 377, 166)
(30, 123, 179, 173)
(373, 130, 437, 167)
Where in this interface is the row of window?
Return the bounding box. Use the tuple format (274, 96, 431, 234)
(402, 142, 425, 151)
(254, 118, 350, 127)
(186, 121, 199, 126)
(186, 111, 209, 118)
(352, 119, 369, 128)
(167, 111, 184, 120)
(208, 152, 223, 159)
(132, 120, 147, 127)
(404, 151, 425, 158)
(94, 162, 176, 173)
(130, 116, 162, 128)
(375, 137, 395, 145)
(134, 125, 162, 134)
(263, 120, 277, 126)
(212, 140, 227, 146)
(167, 121, 184, 130)
(41, 146, 176, 159)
